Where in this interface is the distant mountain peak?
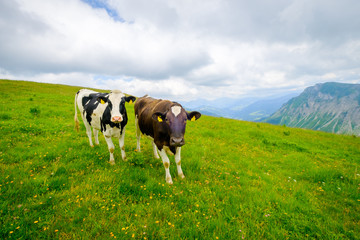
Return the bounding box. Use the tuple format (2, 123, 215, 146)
(264, 82, 360, 135)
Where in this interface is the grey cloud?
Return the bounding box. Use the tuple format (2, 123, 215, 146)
(277, 0, 360, 45)
(0, 0, 212, 80)
(0, 1, 51, 73)
(172, 0, 360, 45)
(307, 1, 360, 44)
(1, 0, 360, 101)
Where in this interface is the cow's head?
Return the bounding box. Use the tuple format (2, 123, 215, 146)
(152, 104, 201, 147)
(98, 90, 136, 123)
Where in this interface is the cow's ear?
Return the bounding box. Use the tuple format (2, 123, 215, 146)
(98, 96, 107, 104)
(152, 112, 166, 123)
(125, 96, 136, 104)
(187, 111, 201, 121)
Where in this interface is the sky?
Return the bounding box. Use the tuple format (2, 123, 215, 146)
(1, 0, 360, 101)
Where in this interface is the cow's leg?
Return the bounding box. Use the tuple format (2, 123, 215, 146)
(175, 147, 185, 179)
(159, 148, 173, 184)
(93, 129, 100, 145)
(135, 115, 141, 152)
(104, 135, 116, 165)
(152, 141, 160, 159)
(82, 118, 94, 147)
(119, 129, 127, 161)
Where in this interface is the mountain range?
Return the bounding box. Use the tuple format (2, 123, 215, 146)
(180, 93, 300, 121)
(182, 82, 360, 136)
(264, 82, 360, 136)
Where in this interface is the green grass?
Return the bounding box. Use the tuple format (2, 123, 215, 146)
(1, 79, 360, 239)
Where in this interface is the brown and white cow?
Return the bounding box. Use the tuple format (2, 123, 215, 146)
(75, 89, 136, 164)
(134, 96, 201, 184)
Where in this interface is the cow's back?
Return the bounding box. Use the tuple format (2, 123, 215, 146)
(78, 90, 108, 130)
(76, 89, 98, 112)
(135, 97, 155, 137)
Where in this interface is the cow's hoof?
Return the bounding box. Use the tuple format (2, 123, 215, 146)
(166, 177, 173, 185)
(122, 157, 128, 162)
(109, 160, 115, 165)
(179, 173, 185, 179)
(90, 145, 94, 148)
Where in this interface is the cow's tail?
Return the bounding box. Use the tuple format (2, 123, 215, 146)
(74, 91, 80, 132)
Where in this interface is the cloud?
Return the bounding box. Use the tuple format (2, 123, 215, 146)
(1, 0, 360, 101)
(1, 0, 209, 77)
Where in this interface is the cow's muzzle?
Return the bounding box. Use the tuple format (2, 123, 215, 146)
(170, 137, 185, 147)
(111, 116, 123, 123)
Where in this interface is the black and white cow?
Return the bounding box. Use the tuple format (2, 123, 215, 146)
(74, 89, 136, 164)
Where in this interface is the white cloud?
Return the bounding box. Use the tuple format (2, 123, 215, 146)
(0, 0, 360, 101)
(97, 77, 199, 100)
(322, 73, 337, 80)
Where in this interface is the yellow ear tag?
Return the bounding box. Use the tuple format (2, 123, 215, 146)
(129, 100, 133, 104)
(100, 99, 105, 104)
(191, 116, 196, 122)
(157, 116, 163, 122)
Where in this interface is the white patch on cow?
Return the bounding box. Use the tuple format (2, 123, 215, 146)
(171, 106, 182, 117)
(110, 90, 122, 94)
(175, 147, 185, 179)
(159, 148, 173, 184)
(108, 90, 125, 121)
(152, 141, 160, 159)
(94, 100, 98, 104)
(104, 135, 115, 164)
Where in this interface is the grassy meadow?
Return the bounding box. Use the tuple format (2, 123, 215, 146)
(0, 79, 359, 239)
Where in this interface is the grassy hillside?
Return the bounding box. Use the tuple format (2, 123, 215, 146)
(1, 79, 359, 239)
